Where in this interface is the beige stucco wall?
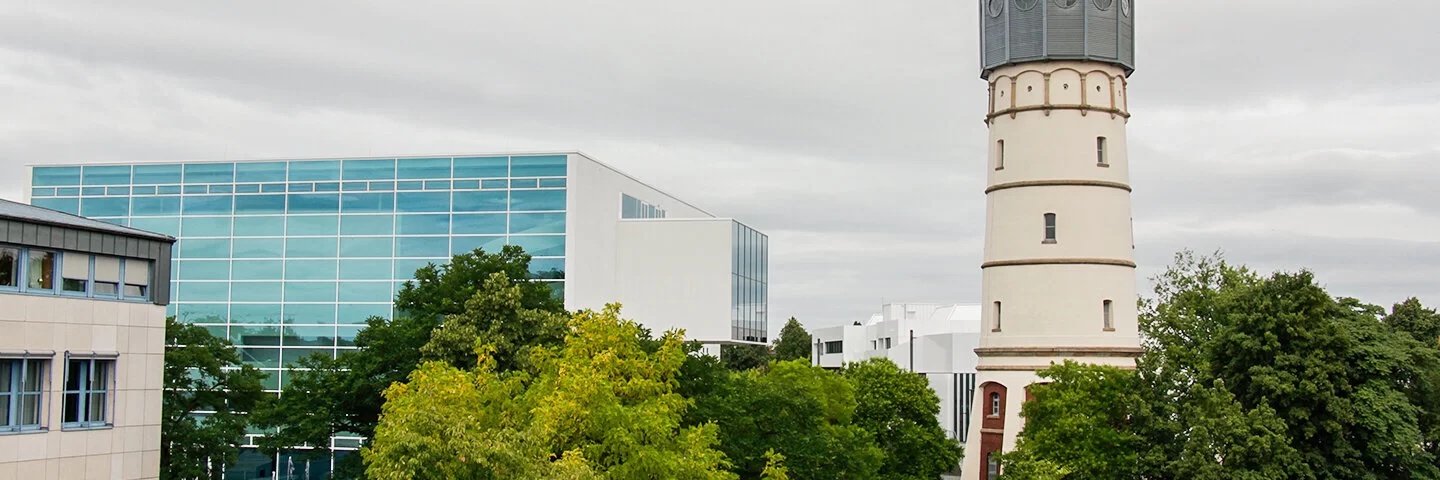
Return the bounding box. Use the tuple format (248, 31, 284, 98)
(0, 295, 166, 480)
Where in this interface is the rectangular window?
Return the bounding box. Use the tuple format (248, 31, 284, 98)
(453, 156, 508, 178)
(1043, 213, 1057, 243)
(996, 140, 1005, 170)
(823, 341, 843, 354)
(92, 256, 120, 296)
(236, 162, 288, 183)
(1, 358, 47, 432)
(123, 259, 149, 298)
(27, 250, 55, 291)
(1103, 299, 1114, 330)
(63, 358, 113, 428)
(1097, 137, 1108, 166)
(993, 301, 1002, 332)
(60, 253, 89, 294)
(0, 247, 18, 288)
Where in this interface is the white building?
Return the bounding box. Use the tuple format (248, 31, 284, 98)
(0, 198, 175, 479)
(811, 303, 981, 442)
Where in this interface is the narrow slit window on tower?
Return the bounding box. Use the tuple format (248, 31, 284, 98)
(1043, 213, 1057, 243)
(992, 301, 1002, 332)
(1103, 299, 1114, 331)
(989, 392, 1001, 416)
(996, 140, 1005, 170)
(1097, 137, 1108, 166)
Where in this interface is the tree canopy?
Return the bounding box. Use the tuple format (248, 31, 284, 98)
(162, 317, 266, 480)
(844, 358, 963, 480)
(772, 318, 812, 362)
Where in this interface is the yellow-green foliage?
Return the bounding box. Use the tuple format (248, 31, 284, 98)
(363, 304, 736, 480)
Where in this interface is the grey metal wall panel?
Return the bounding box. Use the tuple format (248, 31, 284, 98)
(0, 215, 175, 305)
(983, 4, 1009, 71)
(0, 221, 8, 242)
(978, 0, 1135, 78)
(1009, 1, 1045, 60)
(1047, 1, 1085, 56)
(1087, 1, 1119, 58)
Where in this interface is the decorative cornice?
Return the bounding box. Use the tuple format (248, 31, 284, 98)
(975, 346, 1145, 357)
(985, 179, 1131, 194)
(989, 104, 1132, 122)
(981, 258, 1137, 269)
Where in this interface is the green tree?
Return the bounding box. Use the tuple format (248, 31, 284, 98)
(395, 244, 562, 321)
(771, 318, 812, 362)
(843, 358, 961, 480)
(1002, 361, 1144, 480)
(721, 344, 774, 371)
(363, 304, 736, 480)
(684, 359, 883, 479)
(420, 271, 569, 372)
(162, 317, 266, 480)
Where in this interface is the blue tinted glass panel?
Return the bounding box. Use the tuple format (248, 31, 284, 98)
(232, 304, 282, 324)
(157, 186, 182, 195)
(133, 164, 182, 184)
(452, 191, 506, 212)
(284, 326, 337, 346)
(183, 195, 233, 215)
(509, 235, 565, 256)
(130, 217, 180, 237)
(177, 303, 228, 323)
(234, 184, 260, 193)
(178, 260, 230, 280)
(510, 155, 567, 177)
(286, 238, 337, 258)
(539, 178, 567, 188)
(285, 260, 338, 280)
(30, 188, 55, 197)
(208, 185, 233, 194)
(233, 238, 284, 258)
(81, 166, 132, 185)
(451, 236, 507, 256)
(369, 181, 395, 191)
(261, 183, 286, 193)
(288, 194, 340, 213)
(481, 179, 507, 189)
(83, 187, 108, 196)
(81, 197, 129, 217)
(32, 198, 79, 215)
(339, 281, 394, 303)
(287, 215, 339, 236)
(339, 259, 391, 279)
(232, 216, 285, 237)
(396, 214, 450, 235)
(509, 190, 565, 211)
(238, 348, 280, 368)
(509, 213, 565, 234)
(423, 181, 450, 190)
(177, 282, 229, 302)
(289, 160, 341, 181)
(232, 282, 283, 302)
(284, 304, 336, 324)
(395, 181, 423, 191)
(452, 214, 506, 234)
(32, 166, 82, 186)
(232, 260, 284, 280)
(314, 182, 340, 192)
(530, 257, 565, 279)
(181, 217, 232, 237)
(183, 186, 208, 194)
(234, 195, 287, 215)
(285, 282, 337, 302)
(397, 158, 450, 179)
(340, 214, 393, 235)
(340, 193, 394, 213)
(338, 304, 390, 325)
(282, 348, 333, 366)
(289, 184, 314, 193)
(179, 239, 231, 258)
(395, 192, 449, 213)
(393, 259, 440, 280)
(342, 182, 367, 191)
(132, 186, 157, 195)
(235, 162, 288, 183)
(453, 180, 479, 189)
(337, 326, 364, 346)
(340, 238, 392, 258)
(131, 196, 181, 216)
(453, 157, 507, 178)
(395, 237, 449, 257)
(343, 159, 395, 180)
(54, 187, 80, 196)
(184, 163, 235, 183)
(108, 187, 131, 195)
(231, 326, 280, 346)
(510, 179, 538, 189)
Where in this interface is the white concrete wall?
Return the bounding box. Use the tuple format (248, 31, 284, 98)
(613, 218, 734, 343)
(0, 295, 166, 480)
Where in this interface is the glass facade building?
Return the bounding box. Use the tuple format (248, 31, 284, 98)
(29, 156, 567, 395)
(732, 222, 767, 342)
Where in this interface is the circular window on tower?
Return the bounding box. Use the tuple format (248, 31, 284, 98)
(1054, 0, 1078, 8)
(1015, 0, 1040, 11)
(988, 0, 1006, 17)
(1121, 0, 1132, 16)
(1094, 0, 1113, 10)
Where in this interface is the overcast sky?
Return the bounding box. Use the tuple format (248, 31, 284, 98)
(2, 0, 1437, 335)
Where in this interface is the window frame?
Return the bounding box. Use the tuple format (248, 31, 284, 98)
(0, 355, 50, 434)
(995, 139, 1005, 170)
(0, 244, 151, 303)
(1043, 213, 1057, 243)
(1103, 299, 1115, 331)
(992, 301, 1002, 332)
(989, 392, 1002, 417)
(61, 355, 115, 430)
(1097, 136, 1109, 166)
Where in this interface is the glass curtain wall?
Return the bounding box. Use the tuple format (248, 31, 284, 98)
(731, 221, 768, 343)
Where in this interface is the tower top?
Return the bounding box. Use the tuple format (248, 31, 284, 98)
(979, 0, 1135, 80)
